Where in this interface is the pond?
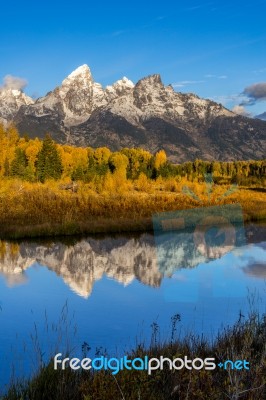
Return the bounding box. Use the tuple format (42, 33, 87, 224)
(0, 223, 265, 392)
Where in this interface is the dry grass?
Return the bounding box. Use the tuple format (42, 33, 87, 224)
(0, 179, 265, 239)
(2, 311, 266, 400)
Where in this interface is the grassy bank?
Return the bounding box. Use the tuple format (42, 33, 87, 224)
(0, 179, 265, 239)
(2, 312, 266, 400)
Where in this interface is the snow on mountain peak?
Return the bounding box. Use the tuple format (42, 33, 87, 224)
(57, 65, 94, 123)
(105, 77, 134, 100)
(67, 64, 91, 79)
(111, 76, 134, 89)
(0, 87, 33, 123)
(11, 89, 21, 97)
(120, 77, 134, 87)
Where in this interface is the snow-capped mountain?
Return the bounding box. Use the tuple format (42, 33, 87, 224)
(1, 64, 266, 161)
(0, 88, 33, 125)
(13, 65, 135, 129)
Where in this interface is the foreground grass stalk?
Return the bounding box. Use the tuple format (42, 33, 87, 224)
(1, 312, 265, 400)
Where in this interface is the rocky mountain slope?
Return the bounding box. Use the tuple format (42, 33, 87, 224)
(1, 65, 266, 162)
(0, 88, 33, 124)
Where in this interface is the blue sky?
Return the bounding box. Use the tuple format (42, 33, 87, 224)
(1, 0, 266, 115)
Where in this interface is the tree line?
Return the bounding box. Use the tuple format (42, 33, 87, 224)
(0, 124, 265, 185)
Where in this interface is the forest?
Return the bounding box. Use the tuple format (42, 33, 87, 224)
(0, 124, 265, 184)
(0, 123, 265, 238)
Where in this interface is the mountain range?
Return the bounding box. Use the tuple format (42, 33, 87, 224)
(0, 229, 264, 298)
(0, 65, 266, 162)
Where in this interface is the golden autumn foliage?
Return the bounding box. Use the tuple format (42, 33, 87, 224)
(154, 149, 167, 170)
(0, 174, 265, 239)
(0, 123, 265, 238)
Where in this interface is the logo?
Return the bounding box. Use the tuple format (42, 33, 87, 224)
(54, 353, 250, 374)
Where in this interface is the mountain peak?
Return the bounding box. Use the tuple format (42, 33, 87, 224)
(136, 74, 163, 87)
(67, 64, 91, 79)
(55, 64, 94, 123)
(121, 76, 134, 86)
(105, 77, 134, 99)
(112, 76, 134, 89)
(0, 88, 33, 123)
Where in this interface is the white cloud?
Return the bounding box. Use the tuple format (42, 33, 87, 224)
(210, 94, 243, 105)
(205, 74, 228, 79)
(0, 74, 28, 91)
(232, 105, 252, 117)
(173, 80, 205, 88)
(252, 67, 266, 74)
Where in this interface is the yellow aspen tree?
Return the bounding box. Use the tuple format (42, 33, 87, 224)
(154, 150, 167, 170)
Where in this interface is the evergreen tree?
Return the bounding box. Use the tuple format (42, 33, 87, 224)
(4, 158, 10, 177)
(10, 148, 27, 178)
(71, 165, 86, 181)
(24, 164, 36, 182)
(36, 134, 63, 182)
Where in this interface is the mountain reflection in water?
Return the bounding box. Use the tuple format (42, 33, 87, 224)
(0, 224, 265, 298)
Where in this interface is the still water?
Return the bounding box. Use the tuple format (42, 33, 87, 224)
(0, 223, 265, 391)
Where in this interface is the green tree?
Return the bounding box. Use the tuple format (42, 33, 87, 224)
(71, 165, 87, 181)
(36, 134, 63, 182)
(10, 148, 27, 178)
(4, 157, 10, 177)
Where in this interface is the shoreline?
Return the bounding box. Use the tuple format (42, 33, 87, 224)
(0, 217, 154, 240)
(0, 212, 265, 241)
(0, 184, 265, 240)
